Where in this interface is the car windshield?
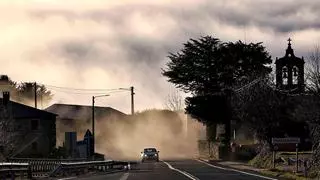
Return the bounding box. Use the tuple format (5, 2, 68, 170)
(144, 148, 157, 153)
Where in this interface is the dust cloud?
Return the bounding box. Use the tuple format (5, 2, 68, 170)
(56, 109, 202, 161)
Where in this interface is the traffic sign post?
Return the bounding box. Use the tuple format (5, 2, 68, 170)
(272, 137, 300, 144)
(271, 137, 300, 172)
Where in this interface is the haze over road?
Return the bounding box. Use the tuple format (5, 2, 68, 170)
(62, 159, 278, 180)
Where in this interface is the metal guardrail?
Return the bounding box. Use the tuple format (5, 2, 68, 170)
(7, 158, 87, 173)
(0, 162, 32, 179)
(0, 158, 137, 179)
(49, 160, 136, 177)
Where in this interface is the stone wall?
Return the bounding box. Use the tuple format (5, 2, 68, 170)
(198, 140, 224, 160)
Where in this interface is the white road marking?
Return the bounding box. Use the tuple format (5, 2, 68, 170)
(196, 159, 278, 180)
(162, 161, 200, 180)
(119, 172, 130, 180)
(57, 177, 77, 180)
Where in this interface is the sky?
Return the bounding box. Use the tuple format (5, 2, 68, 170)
(0, 0, 320, 114)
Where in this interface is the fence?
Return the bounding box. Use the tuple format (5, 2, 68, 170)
(273, 153, 312, 176)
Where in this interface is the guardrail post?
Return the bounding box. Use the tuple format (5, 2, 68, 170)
(10, 170, 15, 180)
(20, 170, 24, 179)
(27, 166, 32, 179)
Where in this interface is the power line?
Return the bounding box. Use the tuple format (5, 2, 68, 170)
(48, 88, 128, 95)
(39, 83, 127, 92)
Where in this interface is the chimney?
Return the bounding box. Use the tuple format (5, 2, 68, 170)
(0, 75, 10, 92)
(2, 91, 9, 106)
(0, 75, 10, 106)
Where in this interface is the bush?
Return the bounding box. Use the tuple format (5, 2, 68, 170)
(236, 144, 259, 161)
(249, 152, 273, 168)
(48, 147, 66, 159)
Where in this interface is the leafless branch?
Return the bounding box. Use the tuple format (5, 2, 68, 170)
(306, 45, 320, 95)
(164, 86, 185, 112)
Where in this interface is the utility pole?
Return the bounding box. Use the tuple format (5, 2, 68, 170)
(130, 86, 135, 115)
(92, 96, 95, 159)
(91, 94, 109, 159)
(34, 82, 37, 109)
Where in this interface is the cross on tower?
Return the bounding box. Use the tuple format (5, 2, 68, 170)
(288, 38, 292, 45)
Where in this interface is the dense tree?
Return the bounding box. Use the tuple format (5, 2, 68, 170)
(162, 36, 272, 145)
(162, 37, 272, 95)
(232, 77, 309, 145)
(16, 82, 53, 107)
(0, 75, 53, 107)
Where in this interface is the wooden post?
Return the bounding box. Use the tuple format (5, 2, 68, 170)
(296, 143, 299, 173)
(272, 150, 275, 169)
(272, 143, 276, 169)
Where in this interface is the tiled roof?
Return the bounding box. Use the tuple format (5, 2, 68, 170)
(0, 98, 57, 119)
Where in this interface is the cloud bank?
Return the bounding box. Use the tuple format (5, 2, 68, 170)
(0, 0, 319, 113)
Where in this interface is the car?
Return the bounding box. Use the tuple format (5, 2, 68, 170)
(141, 147, 160, 162)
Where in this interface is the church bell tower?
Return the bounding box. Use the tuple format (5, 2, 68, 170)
(275, 38, 305, 93)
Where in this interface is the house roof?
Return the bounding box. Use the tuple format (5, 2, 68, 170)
(0, 98, 57, 119)
(45, 103, 127, 120)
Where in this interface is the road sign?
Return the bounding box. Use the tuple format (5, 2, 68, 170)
(272, 137, 300, 144)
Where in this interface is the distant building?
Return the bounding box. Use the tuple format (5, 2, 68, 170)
(45, 103, 127, 147)
(62, 129, 102, 159)
(65, 132, 77, 158)
(0, 91, 57, 158)
(76, 140, 87, 159)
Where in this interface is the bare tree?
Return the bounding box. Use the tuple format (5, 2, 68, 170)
(0, 76, 18, 159)
(304, 45, 320, 176)
(306, 45, 320, 95)
(0, 105, 18, 159)
(164, 87, 185, 112)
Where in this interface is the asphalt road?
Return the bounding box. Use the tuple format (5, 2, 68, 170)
(59, 159, 278, 180)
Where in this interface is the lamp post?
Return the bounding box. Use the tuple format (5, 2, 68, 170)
(119, 86, 135, 115)
(92, 94, 110, 159)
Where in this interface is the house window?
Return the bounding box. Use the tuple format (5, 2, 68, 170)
(31, 120, 39, 130)
(32, 142, 37, 151)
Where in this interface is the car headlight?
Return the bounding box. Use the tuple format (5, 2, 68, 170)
(154, 154, 158, 156)
(144, 154, 147, 157)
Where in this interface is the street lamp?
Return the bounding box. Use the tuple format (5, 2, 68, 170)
(119, 86, 135, 115)
(92, 94, 110, 159)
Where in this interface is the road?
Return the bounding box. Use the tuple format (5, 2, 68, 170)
(59, 159, 278, 180)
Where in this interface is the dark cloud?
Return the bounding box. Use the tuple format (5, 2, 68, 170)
(24, 0, 320, 111)
(29, 0, 320, 66)
(202, 0, 320, 33)
(31, 0, 320, 33)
